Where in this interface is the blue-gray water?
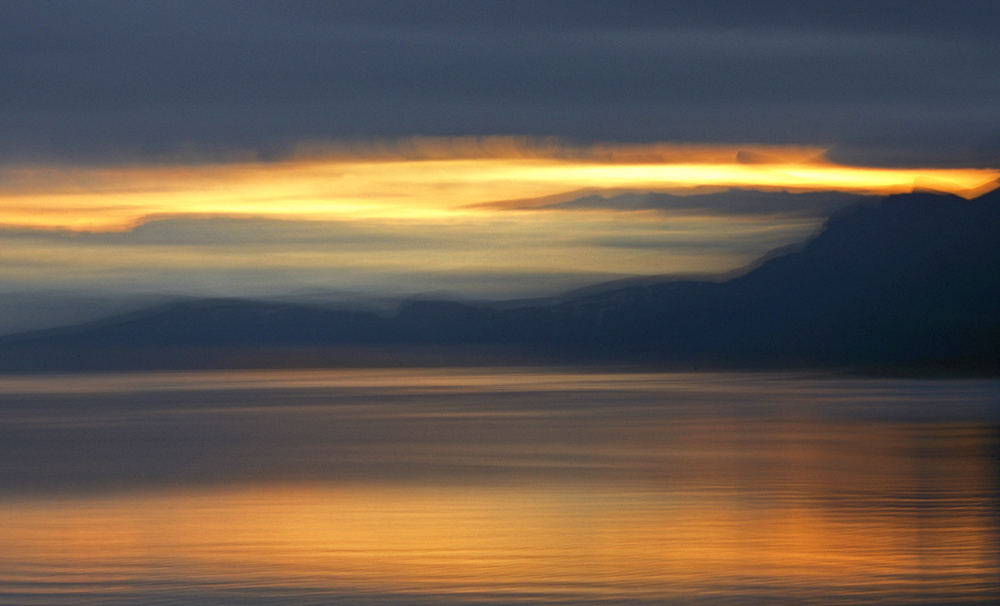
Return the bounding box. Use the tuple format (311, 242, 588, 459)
(0, 369, 997, 605)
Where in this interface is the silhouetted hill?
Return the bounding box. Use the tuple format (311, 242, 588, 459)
(2, 298, 397, 346)
(2, 189, 998, 372)
(720, 190, 1000, 365)
(565, 190, 1000, 367)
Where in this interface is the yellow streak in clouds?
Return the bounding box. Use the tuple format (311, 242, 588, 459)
(1, 139, 997, 231)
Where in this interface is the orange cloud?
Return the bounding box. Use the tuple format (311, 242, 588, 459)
(1, 139, 996, 231)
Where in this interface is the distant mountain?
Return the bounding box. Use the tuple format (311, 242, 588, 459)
(1, 298, 397, 346)
(560, 189, 1000, 368)
(2, 189, 998, 372)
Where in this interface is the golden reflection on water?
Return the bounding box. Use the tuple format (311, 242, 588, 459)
(1, 474, 996, 601)
(0, 371, 997, 604)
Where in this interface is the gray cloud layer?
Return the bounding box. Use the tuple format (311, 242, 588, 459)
(0, 186, 830, 301)
(538, 190, 870, 217)
(1, 0, 997, 167)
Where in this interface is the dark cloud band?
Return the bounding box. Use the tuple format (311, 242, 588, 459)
(1, 0, 997, 167)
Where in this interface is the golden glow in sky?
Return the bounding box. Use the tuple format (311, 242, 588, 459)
(2, 140, 997, 231)
(1, 139, 997, 300)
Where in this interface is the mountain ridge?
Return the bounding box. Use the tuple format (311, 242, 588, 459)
(2, 189, 998, 373)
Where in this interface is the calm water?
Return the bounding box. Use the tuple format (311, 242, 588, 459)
(0, 369, 997, 605)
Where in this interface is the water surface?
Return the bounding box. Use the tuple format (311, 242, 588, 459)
(0, 369, 997, 604)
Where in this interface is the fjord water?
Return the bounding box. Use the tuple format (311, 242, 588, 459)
(0, 369, 997, 605)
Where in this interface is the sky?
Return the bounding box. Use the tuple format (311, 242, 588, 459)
(1, 0, 999, 309)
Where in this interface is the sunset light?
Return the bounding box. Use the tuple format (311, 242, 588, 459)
(2, 4, 1000, 605)
(2, 141, 997, 232)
